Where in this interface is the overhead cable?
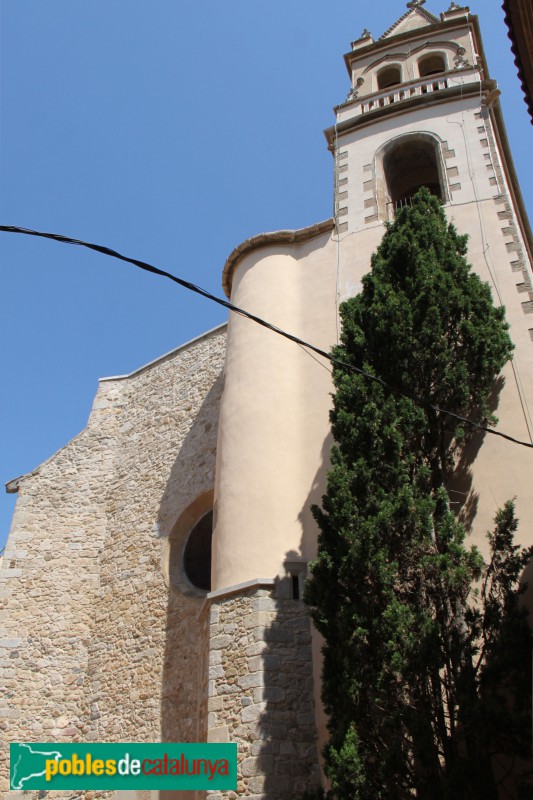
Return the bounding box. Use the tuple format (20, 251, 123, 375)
(1, 223, 532, 451)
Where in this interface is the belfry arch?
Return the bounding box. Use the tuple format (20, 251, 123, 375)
(375, 133, 448, 219)
(376, 64, 402, 90)
(418, 52, 447, 77)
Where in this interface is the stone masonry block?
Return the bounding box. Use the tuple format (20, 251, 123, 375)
(247, 654, 281, 673)
(0, 707, 21, 719)
(0, 569, 23, 579)
(208, 696, 224, 712)
(253, 626, 268, 641)
(241, 702, 267, 723)
(247, 775, 266, 793)
(238, 673, 265, 690)
(210, 634, 233, 649)
(243, 611, 272, 629)
(255, 596, 277, 612)
(266, 625, 296, 643)
(251, 739, 278, 756)
(253, 686, 286, 704)
(241, 755, 274, 777)
(0, 639, 21, 648)
(245, 641, 268, 657)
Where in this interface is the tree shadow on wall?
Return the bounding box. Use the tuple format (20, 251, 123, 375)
(251, 576, 322, 798)
(267, 375, 509, 798)
(447, 375, 505, 532)
(252, 433, 333, 799)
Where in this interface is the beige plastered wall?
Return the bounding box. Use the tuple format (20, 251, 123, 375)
(214, 214, 533, 585)
(332, 90, 533, 558)
(213, 231, 340, 591)
(214, 88, 533, 767)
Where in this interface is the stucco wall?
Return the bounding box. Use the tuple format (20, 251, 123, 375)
(215, 73, 533, 782)
(215, 87, 533, 593)
(213, 232, 339, 592)
(0, 325, 226, 796)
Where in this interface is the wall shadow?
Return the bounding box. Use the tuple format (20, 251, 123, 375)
(157, 374, 223, 798)
(447, 376, 505, 532)
(255, 433, 333, 799)
(153, 359, 516, 799)
(280, 372, 532, 798)
(254, 585, 322, 799)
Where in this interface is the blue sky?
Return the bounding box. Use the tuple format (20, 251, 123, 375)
(1, 0, 532, 550)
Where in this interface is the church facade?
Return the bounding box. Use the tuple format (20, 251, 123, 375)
(2, 4, 532, 799)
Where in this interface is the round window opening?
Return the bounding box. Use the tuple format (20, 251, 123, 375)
(183, 510, 213, 591)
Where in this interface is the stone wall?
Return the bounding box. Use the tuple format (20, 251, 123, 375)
(1, 325, 227, 797)
(204, 583, 321, 800)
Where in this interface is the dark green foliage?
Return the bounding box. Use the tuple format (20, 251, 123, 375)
(304, 190, 531, 798)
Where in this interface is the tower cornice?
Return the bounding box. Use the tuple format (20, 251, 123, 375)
(343, 15, 488, 81)
(324, 77, 492, 151)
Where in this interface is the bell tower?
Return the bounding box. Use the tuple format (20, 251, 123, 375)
(320, 1, 533, 546)
(209, 2, 533, 795)
(326, 1, 533, 331)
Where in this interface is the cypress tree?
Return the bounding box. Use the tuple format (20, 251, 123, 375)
(305, 189, 532, 799)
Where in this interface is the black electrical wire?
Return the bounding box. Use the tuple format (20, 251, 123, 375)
(2, 224, 532, 451)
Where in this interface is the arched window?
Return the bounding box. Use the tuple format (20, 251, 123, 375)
(166, 491, 214, 596)
(377, 65, 402, 90)
(418, 53, 446, 78)
(183, 510, 213, 591)
(383, 135, 444, 213)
